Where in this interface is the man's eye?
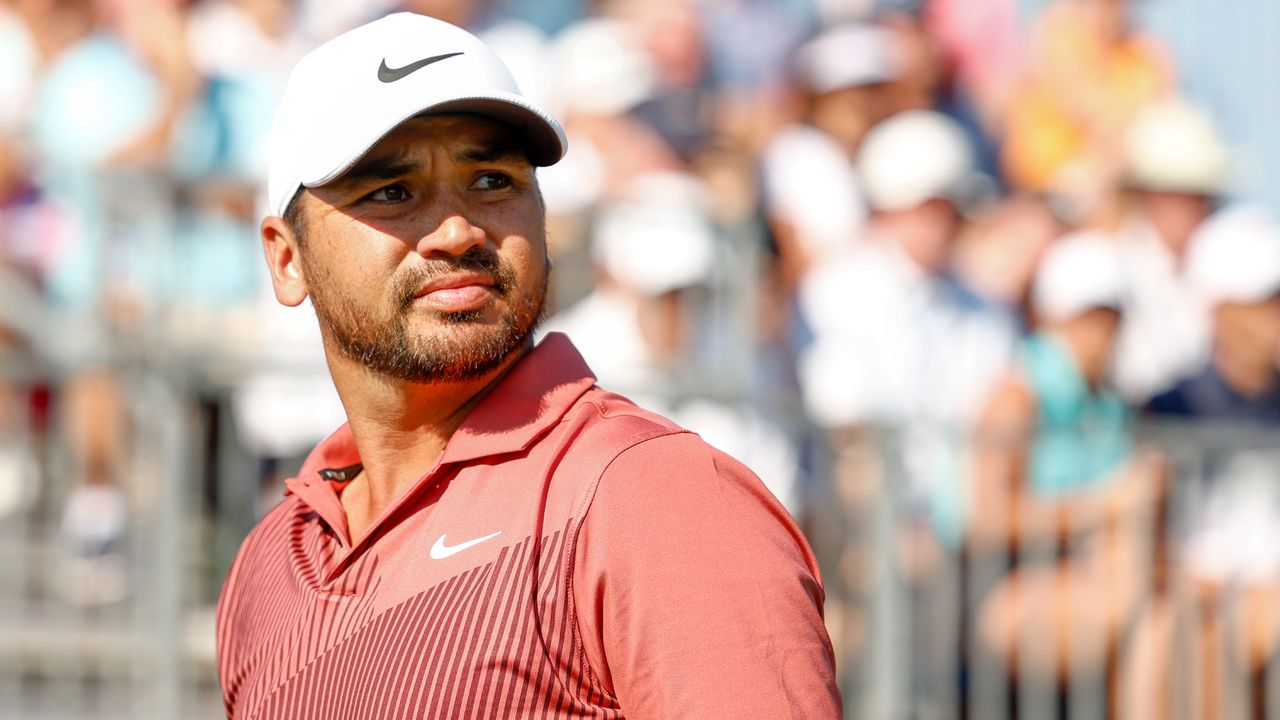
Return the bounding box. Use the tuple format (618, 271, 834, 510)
(472, 173, 512, 191)
(368, 184, 409, 203)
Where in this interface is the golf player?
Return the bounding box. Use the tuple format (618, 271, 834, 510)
(215, 12, 840, 719)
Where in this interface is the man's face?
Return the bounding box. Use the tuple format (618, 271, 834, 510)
(811, 84, 889, 155)
(1215, 297, 1280, 371)
(1061, 307, 1122, 386)
(289, 114, 548, 384)
(1140, 190, 1212, 256)
(879, 198, 960, 276)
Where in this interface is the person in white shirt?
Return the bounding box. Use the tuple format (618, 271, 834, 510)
(760, 23, 901, 281)
(795, 111, 1015, 688)
(1112, 98, 1230, 403)
(797, 111, 1014, 433)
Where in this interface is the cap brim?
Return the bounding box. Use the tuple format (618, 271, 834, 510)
(429, 96, 566, 166)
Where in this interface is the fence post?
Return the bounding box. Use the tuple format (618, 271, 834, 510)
(134, 373, 190, 719)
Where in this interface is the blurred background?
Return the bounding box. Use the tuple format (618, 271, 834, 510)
(2, 0, 1280, 717)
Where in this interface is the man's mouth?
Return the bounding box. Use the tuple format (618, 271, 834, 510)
(410, 271, 497, 313)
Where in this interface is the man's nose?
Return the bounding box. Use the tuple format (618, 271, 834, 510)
(414, 195, 488, 258)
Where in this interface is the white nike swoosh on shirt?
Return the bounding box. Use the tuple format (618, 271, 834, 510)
(429, 531, 503, 560)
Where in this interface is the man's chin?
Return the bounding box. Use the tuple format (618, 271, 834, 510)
(404, 315, 511, 347)
(394, 321, 536, 382)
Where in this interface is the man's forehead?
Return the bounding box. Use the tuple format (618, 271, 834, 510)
(364, 113, 528, 163)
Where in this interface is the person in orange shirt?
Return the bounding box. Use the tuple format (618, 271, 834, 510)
(215, 13, 840, 719)
(1003, 0, 1173, 203)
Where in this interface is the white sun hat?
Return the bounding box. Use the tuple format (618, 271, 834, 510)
(267, 12, 567, 217)
(1187, 206, 1280, 305)
(857, 110, 977, 212)
(1124, 98, 1229, 196)
(1032, 232, 1127, 323)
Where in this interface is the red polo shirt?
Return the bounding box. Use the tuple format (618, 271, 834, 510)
(216, 333, 840, 719)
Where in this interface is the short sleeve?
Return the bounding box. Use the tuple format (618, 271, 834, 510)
(571, 432, 841, 719)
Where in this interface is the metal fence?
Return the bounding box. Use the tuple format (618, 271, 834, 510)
(818, 421, 1280, 720)
(1, 359, 221, 720)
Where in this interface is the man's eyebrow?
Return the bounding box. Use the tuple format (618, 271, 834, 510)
(337, 157, 418, 186)
(455, 141, 527, 165)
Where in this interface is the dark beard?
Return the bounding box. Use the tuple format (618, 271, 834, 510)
(307, 246, 547, 384)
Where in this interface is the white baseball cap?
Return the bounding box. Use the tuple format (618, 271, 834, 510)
(794, 23, 899, 95)
(1032, 232, 1127, 323)
(857, 110, 976, 212)
(593, 172, 716, 296)
(267, 12, 567, 217)
(549, 18, 656, 116)
(1187, 206, 1280, 305)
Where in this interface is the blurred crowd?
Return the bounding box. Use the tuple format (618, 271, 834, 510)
(2, 0, 1280, 715)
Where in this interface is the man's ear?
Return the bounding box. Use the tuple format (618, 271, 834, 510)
(261, 215, 309, 307)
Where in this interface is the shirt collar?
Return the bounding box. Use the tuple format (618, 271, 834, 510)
(440, 331, 598, 464)
(285, 332, 597, 497)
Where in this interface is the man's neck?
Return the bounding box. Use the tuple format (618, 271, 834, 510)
(325, 345, 530, 541)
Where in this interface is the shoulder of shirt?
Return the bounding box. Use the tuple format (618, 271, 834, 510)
(230, 492, 305, 562)
(565, 386, 766, 487)
(553, 385, 759, 489)
(564, 385, 691, 451)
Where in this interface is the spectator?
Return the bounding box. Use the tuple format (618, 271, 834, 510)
(1147, 207, 1280, 421)
(544, 172, 717, 404)
(797, 110, 1013, 432)
(538, 16, 682, 307)
(698, 0, 811, 96)
(1112, 99, 1230, 403)
(27, 0, 198, 319)
(21, 0, 202, 606)
(1002, 0, 1173, 204)
(967, 234, 1133, 540)
(967, 234, 1161, 688)
(877, 1, 1007, 181)
(617, 0, 716, 164)
(184, 0, 347, 515)
(1125, 207, 1280, 718)
(795, 111, 1015, 693)
(185, 0, 306, 181)
(759, 22, 899, 282)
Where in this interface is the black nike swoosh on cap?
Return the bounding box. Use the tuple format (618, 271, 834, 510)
(377, 52, 465, 83)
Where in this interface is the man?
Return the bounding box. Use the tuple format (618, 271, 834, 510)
(216, 13, 839, 720)
(796, 110, 1013, 433)
(760, 22, 900, 281)
(1112, 98, 1230, 403)
(792, 110, 1012, 703)
(1147, 206, 1280, 422)
(967, 234, 1153, 683)
(1124, 207, 1280, 718)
